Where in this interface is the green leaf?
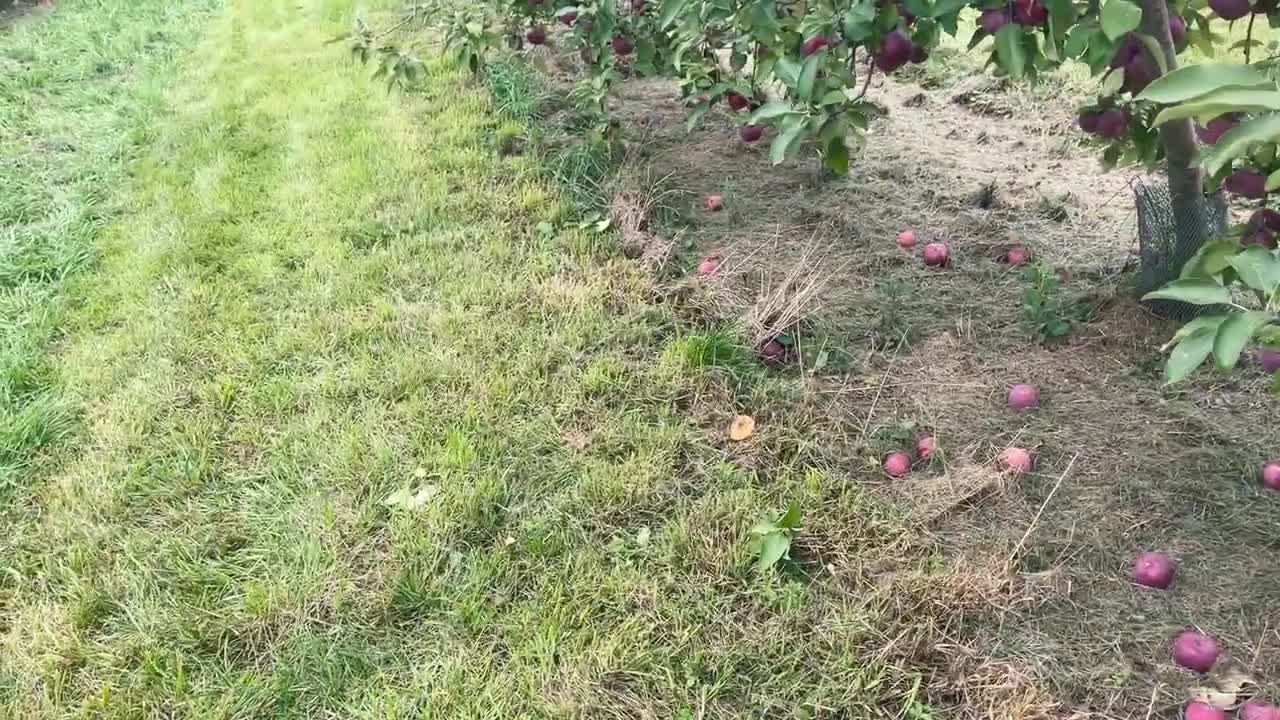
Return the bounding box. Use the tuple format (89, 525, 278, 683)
(1063, 24, 1092, 58)
(1151, 89, 1280, 126)
(773, 57, 802, 88)
(749, 101, 801, 124)
(994, 25, 1026, 78)
(820, 89, 848, 105)
(657, 0, 690, 29)
(685, 103, 709, 132)
(902, 0, 932, 19)
(1134, 33, 1167, 76)
(780, 501, 802, 529)
(1142, 279, 1231, 306)
(1267, 169, 1280, 192)
(798, 53, 822, 101)
(770, 122, 806, 165)
(1100, 0, 1141, 40)
(1046, 0, 1077, 49)
(1137, 63, 1274, 104)
(1227, 246, 1280, 295)
(825, 135, 850, 175)
(1165, 327, 1215, 384)
(1203, 114, 1280, 177)
(757, 532, 790, 571)
(1213, 311, 1272, 369)
(1165, 314, 1228, 349)
(1181, 239, 1243, 280)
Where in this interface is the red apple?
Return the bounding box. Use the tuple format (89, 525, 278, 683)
(922, 242, 949, 268)
(883, 452, 912, 478)
(979, 8, 1010, 33)
(875, 32, 913, 73)
(1258, 348, 1280, 373)
(1013, 0, 1048, 25)
(1210, 0, 1251, 20)
(1007, 384, 1040, 411)
(998, 447, 1034, 474)
(1185, 702, 1227, 720)
(725, 92, 750, 112)
(526, 25, 547, 45)
(801, 36, 831, 57)
(559, 10, 578, 25)
(1225, 169, 1268, 199)
(1239, 700, 1280, 720)
(896, 229, 917, 250)
(1172, 630, 1219, 673)
(705, 195, 723, 212)
(1263, 462, 1280, 491)
(760, 339, 785, 364)
(739, 125, 764, 143)
(1197, 116, 1237, 145)
(1132, 552, 1176, 589)
(1005, 246, 1031, 266)
(916, 435, 937, 460)
(697, 255, 722, 276)
(1095, 109, 1130, 140)
(611, 35, 634, 55)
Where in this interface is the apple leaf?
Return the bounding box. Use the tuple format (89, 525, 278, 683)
(798, 52, 822, 101)
(773, 57, 802, 88)
(1046, 0, 1077, 50)
(770, 122, 806, 165)
(1152, 89, 1280, 126)
(1213, 311, 1271, 369)
(1063, 24, 1092, 58)
(657, 0, 690, 29)
(825, 135, 850, 175)
(1163, 314, 1227, 350)
(1100, 0, 1141, 40)
(994, 25, 1026, 77)
(1165, 327, 1216, 384)
(749, 101, 800, 123)
(1180, 240, 1242, 280)
(1267, 168, 1280, 192)
(1134, 33, 1167, 76)
(1227, 246, 1280, 295)
(1138, 63, 1274, 104)
(1142, 279, 1232, 306)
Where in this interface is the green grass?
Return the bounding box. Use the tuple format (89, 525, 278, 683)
(0, 0, 218, 493)
(0, 1, 945, 717)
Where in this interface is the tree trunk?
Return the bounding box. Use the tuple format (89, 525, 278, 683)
(1134, 0, 1219, 316)
(1136, 0, 1202, 214)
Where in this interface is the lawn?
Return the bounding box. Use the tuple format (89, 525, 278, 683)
(0, 0, 942, 717)
(3, 0, 1277, 718)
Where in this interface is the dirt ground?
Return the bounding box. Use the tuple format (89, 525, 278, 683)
(540, 44, 1280, 718)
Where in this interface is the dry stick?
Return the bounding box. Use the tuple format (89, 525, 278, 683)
(859, 333, 907, 439)
(1143, 682, 1161, 720)
(1004, 453, 1079, 575)
(375, 7, 419, 41)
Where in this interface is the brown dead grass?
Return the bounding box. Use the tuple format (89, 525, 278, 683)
(526, 33, 1280, 719)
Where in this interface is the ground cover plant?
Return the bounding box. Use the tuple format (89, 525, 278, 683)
(0, 0, 1277, 718)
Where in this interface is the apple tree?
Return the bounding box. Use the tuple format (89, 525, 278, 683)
(383, 0, 1280, 383)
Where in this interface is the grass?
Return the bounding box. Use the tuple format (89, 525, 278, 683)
(0, 0, 218, 497)
(0, 1, 959, 717)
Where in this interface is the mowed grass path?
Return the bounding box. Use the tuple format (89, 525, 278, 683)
(1, 0, 933, 718)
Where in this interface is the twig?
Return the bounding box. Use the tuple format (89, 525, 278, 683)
(1004, 453, 1078, 574)
(375, 7, 419, 41)
(854, 56, 876, 101)
(1143, 682, 1161, 720)
(859, 334, 907, 439)
(1246, 12, 1257, 64)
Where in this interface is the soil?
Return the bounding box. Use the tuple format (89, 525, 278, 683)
(576, 49, 1280, 718)
(0, 0, 50, 26)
